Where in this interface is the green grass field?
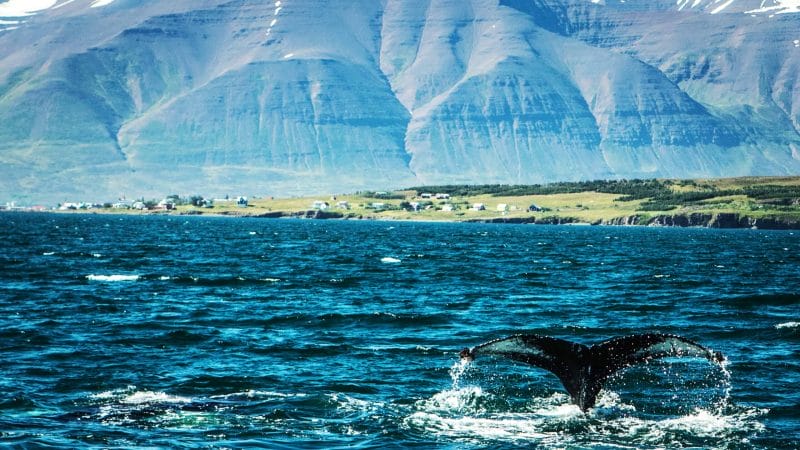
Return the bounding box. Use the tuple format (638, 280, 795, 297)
(161, 176, 800, 225)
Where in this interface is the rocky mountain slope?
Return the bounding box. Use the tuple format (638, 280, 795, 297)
(1, 0, 799, 202)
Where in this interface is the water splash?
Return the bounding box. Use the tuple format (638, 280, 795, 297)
(449, 358, 471, 390)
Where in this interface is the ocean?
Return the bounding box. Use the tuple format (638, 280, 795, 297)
(1, 213, 798, 449)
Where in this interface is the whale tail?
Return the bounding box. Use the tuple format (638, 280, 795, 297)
(461, 333, 724, 411)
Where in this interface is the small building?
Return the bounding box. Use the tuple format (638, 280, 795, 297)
(435, 193, 450, 200)
(336, 201, 350, 210)
(59, 202, 81, 210)
(156, 199, 175, 210)
(112, 201, 132, 209)
(472, 203, 486, 211)
(313, 200, 330, 210)
(370, 202, 386, 210)
(132, 201, 147, 210)
(409, 201, 421, 212)
(441, 204, 454, 212)
(202, 199, 214, 208)
(420, 193, 433, 199)
(236, 196, 248, 207)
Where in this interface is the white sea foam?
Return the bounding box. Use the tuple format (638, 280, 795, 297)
(91, 385, 137, 400)
(405, 411, 554, 442)
(90, 386, 191, 404)
(407, 388, 580, 445)
(210, 390, 307, 400)
(329, 393, 378, 413)
(86, 274, 140, 282)
(408, 387, 764, 447)
(775, 321, 800, 329)
(381, 257, 402, 264)
(121, 391, 192, 405)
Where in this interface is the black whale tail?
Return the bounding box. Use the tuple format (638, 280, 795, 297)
(461, 333, 725, 411)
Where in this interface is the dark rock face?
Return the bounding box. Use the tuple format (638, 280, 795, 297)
(469, 216, 580, 225)
(604, 213, 800, 229)
(1, 0, 799, 203)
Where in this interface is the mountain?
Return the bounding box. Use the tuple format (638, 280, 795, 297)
(1, 0, 799, 203)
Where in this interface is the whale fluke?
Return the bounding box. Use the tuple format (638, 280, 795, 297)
(459, 333, 724, 411)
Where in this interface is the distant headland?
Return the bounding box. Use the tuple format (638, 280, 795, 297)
(5, 176, 800, 230)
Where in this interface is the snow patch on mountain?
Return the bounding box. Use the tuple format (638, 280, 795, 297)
(0, 0, 57, 18)
(746, 0, 800, 14)
(617, 0, 800, 15)
(90, 0, 116, 7)
(0, 0, 116, 32)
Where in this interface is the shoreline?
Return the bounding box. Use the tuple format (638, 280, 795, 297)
(6, 176, 800, 229)
(14, 208, 800, 230)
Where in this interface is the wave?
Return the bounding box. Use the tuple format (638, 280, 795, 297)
(209, 390, 308, 401)
(775, 321, 799, 329)
(258, 311, 453, 329)
(144, 274, 283, 286)
(721, 293, 800, 308)
(381, 257, 402, 264)
(85, 274, 140, 282)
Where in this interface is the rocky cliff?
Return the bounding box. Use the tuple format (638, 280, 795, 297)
(603, 212, 800, 229)
(1, 0, 799, 202)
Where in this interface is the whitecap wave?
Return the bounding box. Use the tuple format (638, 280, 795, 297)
(381, 257, 402, 264)
(775, 321, 799, 329)
(210, 390, 307, 400)
(121, 391, 193, 405)
(90, 386, 191, 404)
(86, 274, 140, 282)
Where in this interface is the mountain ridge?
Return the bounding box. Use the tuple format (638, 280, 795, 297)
(1, 0, 799, 203)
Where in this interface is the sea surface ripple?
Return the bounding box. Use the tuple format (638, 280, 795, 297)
(1, 213, 798, 448)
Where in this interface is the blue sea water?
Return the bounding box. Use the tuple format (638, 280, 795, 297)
(1, 212, 798, 449)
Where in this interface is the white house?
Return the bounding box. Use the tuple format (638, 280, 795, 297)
(441, 204, 454, 212)
(157, 198, 175, 210)
(313, 200, 330, 210)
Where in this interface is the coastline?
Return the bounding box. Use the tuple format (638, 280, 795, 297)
(7, 176, 800, 230)
(19, 208, 800, 230)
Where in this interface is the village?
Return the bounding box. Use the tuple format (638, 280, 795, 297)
(2, 189, 551, 220)
(4, 177, 800, 228)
